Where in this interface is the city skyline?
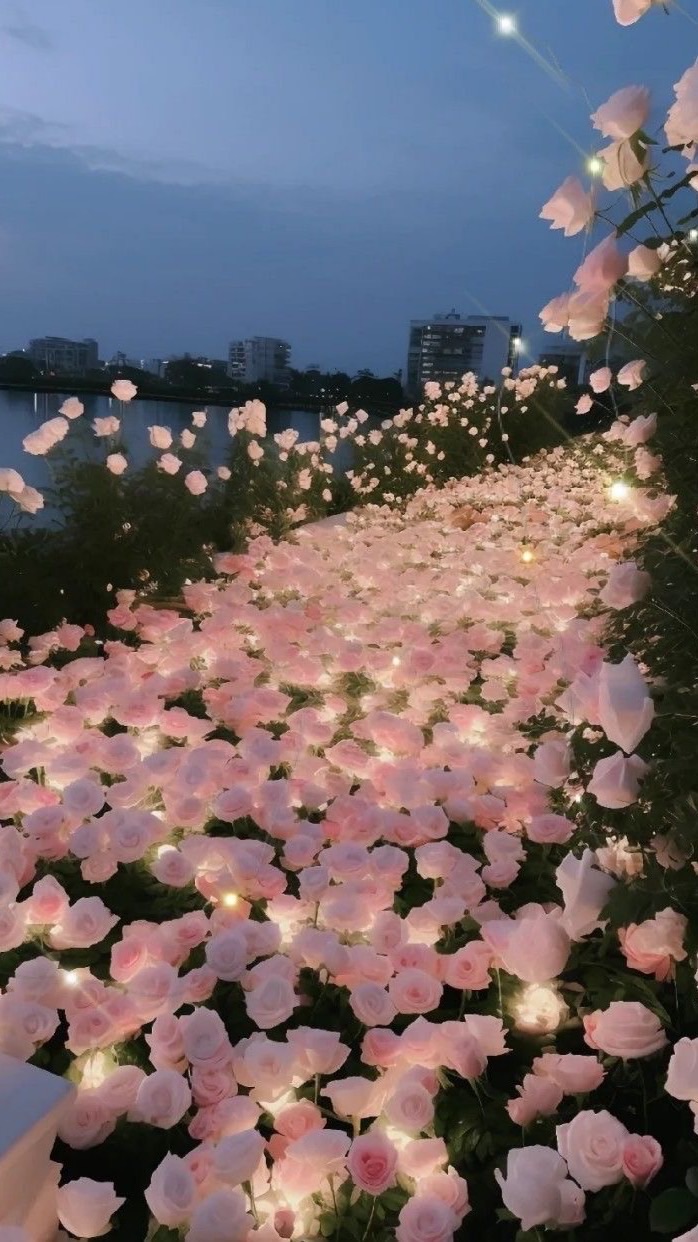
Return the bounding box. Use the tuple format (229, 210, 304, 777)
(0, 2, 694, 372)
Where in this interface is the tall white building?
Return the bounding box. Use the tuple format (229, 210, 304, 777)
(228, 337, 291, 386)
(406, 312, 521, 396)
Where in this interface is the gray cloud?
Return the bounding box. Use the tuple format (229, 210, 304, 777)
(2, 14, 52, 50)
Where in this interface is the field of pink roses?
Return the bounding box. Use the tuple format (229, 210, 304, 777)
(3, 0, 698, 1239)
(0, 407, 690, 1242)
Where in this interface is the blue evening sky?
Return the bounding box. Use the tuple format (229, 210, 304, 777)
(0, 0, 694, 373)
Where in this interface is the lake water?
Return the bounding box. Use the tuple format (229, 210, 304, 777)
(0, 388, 324, 517)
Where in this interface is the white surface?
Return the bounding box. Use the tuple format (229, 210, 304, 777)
(0, 1055, 74, 1236)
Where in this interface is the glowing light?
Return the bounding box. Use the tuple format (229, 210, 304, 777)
(609, 480, 630, 501)
(512, 335, 523, 352)
(520, 547, 535, 563)
(496, 12, 517, 34)
(392, 656, 401, 666)
(586, 156, 603, 177)
(512, 982, 569, 1035)
(62, 970, 79, 987)
(222, 892, 239, 908)
(690, 229, 698, 242)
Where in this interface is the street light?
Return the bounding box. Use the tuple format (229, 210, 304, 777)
(496, 13, 517, 34)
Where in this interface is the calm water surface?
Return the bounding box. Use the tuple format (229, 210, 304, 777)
(0, 389, 323, 518)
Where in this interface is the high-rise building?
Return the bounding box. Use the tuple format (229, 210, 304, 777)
(538, 342, 587, 387)
(28, 337, 99, 375)
(227, 337, 291, 387)
(406, 312, 521, 396)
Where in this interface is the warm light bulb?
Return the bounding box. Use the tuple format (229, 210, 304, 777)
(513, 982, 569, 1035)
(222, 892, 239, 908)
(609, 480, 630, 501)
(520, 547, 535, 563)
(62, 970, 79, 987)
(587, 156, 603, 177)
(496, 13, 517, 34)
(392, 656, 401, 666)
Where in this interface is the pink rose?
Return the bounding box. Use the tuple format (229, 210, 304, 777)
(205, 928, 248, 981)
(149, 425, 173, 450)
(145, 1154, 196, 1228)
(591, 85, 650, 140)
(576, 393, 594, 415)
(106, 453, 127, 475)
(527, 814, 574, 845)
(60, 397, 84, 419)
(93, 416, 120, 437)
(533, 1053, 605, 1095)
(396, 1196, 458, 1242)
(599, 561, 650, 610)
(557, 1109, 629, 1191)
(95, 1065, 146, 1113)
(57, 1178, 124, 1239)
(132, 1068, 191, 1128)
(628, 244, 661, 280)
(442, 942, 493, 990)
(58, 1090, 117, 1150)
(666, 58, 698, 151)
(384, 1081, 435, 1133)
(574, 234, 628, 295)
(185, 470, 208, 495)
(619, 907, 687, 980)
(617, 359, 646, 390)
(588, 751, 647, 808)
(480, 909, 570, 984)
(245, 975, 296, 1029)
(274, 1100, 325, 1141)
(589, 366, 612, 394)
(348, 1130, 398, 1195)
(185, 1188, 253, 1242)
(623, 411, 657, 445)
(556, 849, 616, 940)
(583, 1001, 667, 1059)
(350, 983, 397, 1027)
(213, 1128, 266, 1184)
(389, 968, 443, 1014)
(539, 293, 571, 333)
(158, 453, 182, 475)
(50, 897, 118, 949)
(622, 1134, 663, 1187)
(495, 1147, 572, 1232)
(419, 1169, 470, 1221)
(613, 0, 653, 24)
(111, 379, 137, 401)
(181, 1008, 232, 1069)
(665, 1037, 698, 1101)
(567, 290, 609, 341)
(540, 176, 595, 237)
(507, 1073, 563, 1126)
(146, 1014, 187, 1070)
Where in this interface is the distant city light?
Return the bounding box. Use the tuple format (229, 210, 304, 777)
(587, 156, 603, 177)
(496, 13, 517, 34)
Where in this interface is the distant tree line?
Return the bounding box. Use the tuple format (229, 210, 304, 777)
(0, 354, 405, 411)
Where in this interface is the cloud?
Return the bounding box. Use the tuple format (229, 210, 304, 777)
(2, 14, 52, 51)
(0, 107, 68, 146)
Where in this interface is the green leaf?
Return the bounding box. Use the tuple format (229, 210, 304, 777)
(649, 1188, 698, 1235)
(686, 1167, 698, 1198)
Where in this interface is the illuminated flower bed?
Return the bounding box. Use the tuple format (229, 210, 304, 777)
(0, 418, 683, 1241)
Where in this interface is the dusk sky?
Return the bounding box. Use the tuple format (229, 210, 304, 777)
(0, 0, 695, 374)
